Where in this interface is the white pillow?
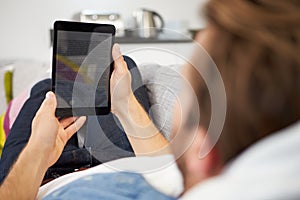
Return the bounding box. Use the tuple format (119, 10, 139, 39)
(0, 60, 50, 114)
(12, 60, 50, 97)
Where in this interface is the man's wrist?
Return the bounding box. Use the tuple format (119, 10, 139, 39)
(24, 142, 49, 171)
(113, 93, 138, 119)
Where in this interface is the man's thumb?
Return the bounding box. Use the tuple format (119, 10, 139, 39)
(112, 43, 126, 74)
(38, 91, 57, 115)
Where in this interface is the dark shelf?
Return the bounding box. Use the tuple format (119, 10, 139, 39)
(50, 29, 192, 46)
(115, 36, 192, 44)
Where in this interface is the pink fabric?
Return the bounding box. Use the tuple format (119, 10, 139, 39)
(3, 103, 11, 137)
(8, 89, 30, 130)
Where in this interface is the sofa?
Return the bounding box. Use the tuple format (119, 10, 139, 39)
(0, 59, 183, 155)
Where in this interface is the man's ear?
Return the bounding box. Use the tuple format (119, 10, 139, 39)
(186, 127, 221, 179)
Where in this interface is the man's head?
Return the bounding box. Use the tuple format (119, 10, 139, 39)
(171, 0, 300, 192)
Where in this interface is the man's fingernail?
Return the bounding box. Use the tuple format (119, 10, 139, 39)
(115, 43, 121, 53)
(46, 92, 53, 99)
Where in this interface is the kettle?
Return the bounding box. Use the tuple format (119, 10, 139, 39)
(133, 9, 164, 38)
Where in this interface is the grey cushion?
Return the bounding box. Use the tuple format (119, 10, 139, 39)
(139, 64, 183, 140)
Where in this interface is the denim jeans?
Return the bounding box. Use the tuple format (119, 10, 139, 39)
(0, 56, 151, 183)
(43, 172, 176, 200)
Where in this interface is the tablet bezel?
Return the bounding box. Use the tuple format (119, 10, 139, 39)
(52, 20, 115, 117)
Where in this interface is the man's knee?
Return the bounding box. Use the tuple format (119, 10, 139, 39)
(30, 79, 51, 97)
(123, 56, 137, 70)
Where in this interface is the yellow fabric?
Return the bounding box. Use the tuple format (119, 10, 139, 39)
(4, 70, 13, 104)
(0, 112, 6, 157)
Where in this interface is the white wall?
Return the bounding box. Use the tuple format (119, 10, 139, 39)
(0, 0, 207, 62)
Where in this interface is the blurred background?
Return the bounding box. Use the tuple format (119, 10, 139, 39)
(0, 0, 207, 62)
(0, 0, 208, 114)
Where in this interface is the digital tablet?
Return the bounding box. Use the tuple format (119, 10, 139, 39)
(52, 21, 115, 117)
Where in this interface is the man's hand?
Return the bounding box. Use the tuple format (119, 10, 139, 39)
(0, 91, 86, 200)
(28, 91, 86, 168)
(110, 43, 134, 116)
(109, 44, 170, 156)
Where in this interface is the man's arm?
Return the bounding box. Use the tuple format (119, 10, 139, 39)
(0, 145, 48, 199)
(0, 92, 86, 199)
(116, 94, 171, 156)
(110, 44, 171, 156)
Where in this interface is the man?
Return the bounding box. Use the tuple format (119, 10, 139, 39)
(1, 0, 300, 199)
(0, 43, 172, 199)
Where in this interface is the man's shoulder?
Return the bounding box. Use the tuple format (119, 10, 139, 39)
(42, 172, 177, 200)
(38, 155, 183, 199)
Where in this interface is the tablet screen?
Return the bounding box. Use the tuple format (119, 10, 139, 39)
(52, 22, 114, 116)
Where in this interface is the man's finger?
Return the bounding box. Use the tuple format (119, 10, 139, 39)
(60, 117, 79, 129)
(112, 43, 127, 75)
(36, 91, 57, 116)
(64, 116, 86, 141)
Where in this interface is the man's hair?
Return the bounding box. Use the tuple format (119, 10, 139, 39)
(192, 0, 300, 163)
